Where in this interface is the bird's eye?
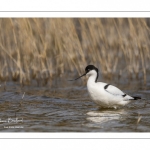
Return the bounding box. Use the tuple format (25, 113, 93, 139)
(86, 69, 90, 73)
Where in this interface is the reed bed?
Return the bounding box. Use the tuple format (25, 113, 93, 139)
(0, 18, 150, 87)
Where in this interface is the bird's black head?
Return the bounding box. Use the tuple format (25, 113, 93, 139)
(85, 65, 98, 74)
(85, 65, 99, 82)
(69, 65, 99, 82)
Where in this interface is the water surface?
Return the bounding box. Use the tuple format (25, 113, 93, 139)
(0, 80, 150, 132)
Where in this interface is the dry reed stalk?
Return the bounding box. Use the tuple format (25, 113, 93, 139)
(0, 18, 150, 86)
(10, 19, 23, 84)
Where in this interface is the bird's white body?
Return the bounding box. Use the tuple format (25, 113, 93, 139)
(71, 65, 141, 109)
(86, 70, 133, 108)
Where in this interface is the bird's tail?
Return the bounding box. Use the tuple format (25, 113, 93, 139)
(130, 96, 142, 100)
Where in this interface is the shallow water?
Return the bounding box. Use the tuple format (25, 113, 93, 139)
(0, 80, 150, 132)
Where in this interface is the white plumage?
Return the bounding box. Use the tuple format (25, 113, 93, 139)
(86, 70, 132, 108)
(70, 65, 141, 109)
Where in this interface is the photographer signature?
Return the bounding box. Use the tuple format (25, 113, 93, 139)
(0, 118, 23, 123)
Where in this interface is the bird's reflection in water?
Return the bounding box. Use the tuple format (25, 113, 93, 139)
(86, 108, 126, 125)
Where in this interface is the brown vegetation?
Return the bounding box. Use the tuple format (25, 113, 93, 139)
(0, 18, 150, 86)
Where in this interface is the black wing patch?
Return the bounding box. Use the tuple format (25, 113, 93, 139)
(104, 84, 126, 97)
(122, 94, 126, 97)
(104, 84, 110, 89)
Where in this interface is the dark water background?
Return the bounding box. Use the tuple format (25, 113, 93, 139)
(0, 76, 150, 132)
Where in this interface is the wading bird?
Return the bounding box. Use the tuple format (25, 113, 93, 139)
(70, 65, 141, 109)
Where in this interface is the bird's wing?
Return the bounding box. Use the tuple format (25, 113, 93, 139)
(104, 84, 125, 96)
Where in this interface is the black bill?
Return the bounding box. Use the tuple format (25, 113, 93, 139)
(68, 73, 86, 81)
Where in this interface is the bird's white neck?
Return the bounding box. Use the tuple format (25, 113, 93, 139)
(86, 70, 98, 84)
(87, 73, 97, 86)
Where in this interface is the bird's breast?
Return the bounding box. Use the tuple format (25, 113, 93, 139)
(87, 82, 101, 100)
(87, 82, 111, 106)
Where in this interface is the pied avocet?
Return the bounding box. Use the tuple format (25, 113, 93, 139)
(70, 65, 141, 109)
